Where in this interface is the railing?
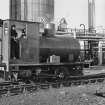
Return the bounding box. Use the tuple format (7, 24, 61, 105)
(56, 28, 105, 38)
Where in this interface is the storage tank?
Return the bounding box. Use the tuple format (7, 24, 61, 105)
(10, 0, 54, 23)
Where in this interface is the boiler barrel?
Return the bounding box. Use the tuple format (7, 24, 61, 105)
(40, 36, 80, 62)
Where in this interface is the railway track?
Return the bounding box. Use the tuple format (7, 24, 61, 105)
(0, 73, 105, 97)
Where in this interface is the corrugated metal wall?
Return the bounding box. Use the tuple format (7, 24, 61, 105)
(10, 0, 54, 23)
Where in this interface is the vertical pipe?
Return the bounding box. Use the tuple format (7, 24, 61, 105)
(88, 0, 95, 32)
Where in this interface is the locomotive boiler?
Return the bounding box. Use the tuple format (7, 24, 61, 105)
(40, 36, 80, 63)
(1, 20, 83, 81)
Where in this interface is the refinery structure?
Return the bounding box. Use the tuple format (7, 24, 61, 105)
(10, 0, 54, 23)
(9, 0, 105, 32)
(8, 0, 105, 66)
(0, 0, 105, 75)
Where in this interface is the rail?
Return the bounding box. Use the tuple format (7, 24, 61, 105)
(0, 74, 105, 97)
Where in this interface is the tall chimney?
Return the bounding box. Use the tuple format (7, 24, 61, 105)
(88, 0, 95, 32)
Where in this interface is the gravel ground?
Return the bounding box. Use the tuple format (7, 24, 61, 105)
(1, 84, 105, 105)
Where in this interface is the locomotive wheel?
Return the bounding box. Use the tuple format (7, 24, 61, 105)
(55, 67, 69, 80)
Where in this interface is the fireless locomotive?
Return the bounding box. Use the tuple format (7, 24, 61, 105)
(0, 20, 83, 82)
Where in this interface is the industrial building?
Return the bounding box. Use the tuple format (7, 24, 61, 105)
(9, 0, 105, 66)
(56, 0, 105, 66)
(10, 0, 54, 23)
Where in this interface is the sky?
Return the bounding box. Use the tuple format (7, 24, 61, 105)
(55, 0, 88, 28)
(0, 0, 104, 29)
(0, 0, 9, 19)
(0, 0, 88, 28)
(95, 0, 105, 29)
